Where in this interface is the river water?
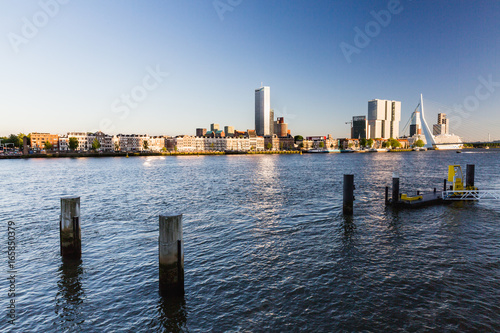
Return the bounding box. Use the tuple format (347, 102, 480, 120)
(1, 150, 499, 332)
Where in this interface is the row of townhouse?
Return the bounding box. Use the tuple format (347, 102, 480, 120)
(166, 135, 270, 152)
(113, 134, 170, 152)
(30, 132, 169, 152)
(64, 132, 115, 152)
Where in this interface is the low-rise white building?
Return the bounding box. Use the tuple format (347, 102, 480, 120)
(58, 135, 69, 151)
(167, 135, 264, 152)
(113, 134, 150, 152)
(150, 136, 168, 152)
(67, 132, 89, 151)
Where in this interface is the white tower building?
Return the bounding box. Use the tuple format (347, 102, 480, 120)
(367, 99, 401, 139)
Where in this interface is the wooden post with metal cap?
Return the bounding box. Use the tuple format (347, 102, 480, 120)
(60, 196, 81, 259)
(159, 213, 184, 296)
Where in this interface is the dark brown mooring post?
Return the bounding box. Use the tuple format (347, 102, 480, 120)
(343, 174, 354, 215)
(443, 178, 447, 192)
(466, 164, 475, 188)
(159, 214, 184, 296)
(392, 174, 400, 205)
(60, 197, 81, 258)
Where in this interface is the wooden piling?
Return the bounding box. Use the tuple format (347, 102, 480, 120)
(466, 164, 475, 188)
(60, 197, 81, 259)
(343, 174, 354, 215)
(385, 186, 389, 205)
(159, 214, 184, 296)
(443, 179, 447, 192)
(392, 175, 400, 205)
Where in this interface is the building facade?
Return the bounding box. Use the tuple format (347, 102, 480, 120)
(224, 126, 234, 137)
(67, 132, 89, 151)
(150, 136, 168, 152)
(255, 86, 271, 136)
(351, 116, 367, 139)
(196, 128, 207, 137)
(433, 113, 449, 135)
(367, 99, 401, 139)
(88, 131, 113, 151)
(274, 117, 288, 137)
(113, 134, 149, 151)
(30, 132, 60, 150)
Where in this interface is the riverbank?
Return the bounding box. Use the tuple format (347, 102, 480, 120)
(1, 147, 497, 159)
(0, 150, 301, 159)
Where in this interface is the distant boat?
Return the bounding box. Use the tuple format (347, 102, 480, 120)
(340, 149, 355, 153)
(369, 148, 389, 153)
(434, 144, 464, 150)
(309, 149, 341, 153)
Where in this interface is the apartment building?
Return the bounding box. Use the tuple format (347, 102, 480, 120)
(30, 132, 60, 150)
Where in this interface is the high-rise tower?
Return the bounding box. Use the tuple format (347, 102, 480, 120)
(255, 86, 271, 136)
(367, 99, 401, 139)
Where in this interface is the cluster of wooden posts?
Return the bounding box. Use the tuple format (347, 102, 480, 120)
(343, 164, 476, 211)
(59, 197, 184, 296)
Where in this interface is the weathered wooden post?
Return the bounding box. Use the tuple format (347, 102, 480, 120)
(392, 173, 400, 205)
(385, 186, 389, 205)
(23, 136, 28, 155)
(60, 197, 81, 259)
(159, 214, 184, 296)
(466, 164, 475, 188)
(343, 174, 354, 215)
(443, 179, 447, 192)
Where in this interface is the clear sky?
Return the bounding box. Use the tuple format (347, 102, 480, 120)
(1, 0, 499, 140)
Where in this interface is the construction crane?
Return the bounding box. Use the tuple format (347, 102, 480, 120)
(345, 121, 352, 138)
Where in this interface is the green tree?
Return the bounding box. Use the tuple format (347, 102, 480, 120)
(388, 138, 401, 148)
(114, 142, 120, 151)
(359, 138, 367, 148)
(299, 142, 304, 148)
(17, 133, 29, 148)
(319, 141, 325, 148)
(266, 142, 272, 150)
(382, 141, 388, 148)
(294, 135, 304, 143)
(92, 138, 101, 151)
(367, 138, 373, 148)
(68, 137, 79, 151)
(415, 139, 425, 148)
(142, 140, 149, 151)
(44, 141, 53, 150)
(6, 134, 19, 147)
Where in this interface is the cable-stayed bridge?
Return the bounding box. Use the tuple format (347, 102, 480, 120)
(400, 95, 499, 148)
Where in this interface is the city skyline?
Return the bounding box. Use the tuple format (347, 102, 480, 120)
(1, 1, 499, 140)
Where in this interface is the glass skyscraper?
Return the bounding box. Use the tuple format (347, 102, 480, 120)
(255, 86, 271, 136)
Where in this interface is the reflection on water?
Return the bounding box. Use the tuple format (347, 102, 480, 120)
(156, 296, 187, 333)
(55, 259, 85, 330)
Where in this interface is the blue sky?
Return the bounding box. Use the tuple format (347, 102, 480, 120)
(1, 0, 499, 140)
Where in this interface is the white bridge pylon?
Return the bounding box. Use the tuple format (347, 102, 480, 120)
(419, 94, 436, 148)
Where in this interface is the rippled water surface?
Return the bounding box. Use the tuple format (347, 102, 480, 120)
(1, 151, 499, 332)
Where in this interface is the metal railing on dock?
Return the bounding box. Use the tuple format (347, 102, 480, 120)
(443, 190, 500, 201)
